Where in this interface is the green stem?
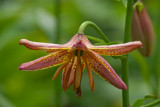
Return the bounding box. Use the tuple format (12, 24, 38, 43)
(123, 0, 134, 43)
(121, 0, 134, 107)
(121, 58, 129, 107)
(78, 21, 109, 43)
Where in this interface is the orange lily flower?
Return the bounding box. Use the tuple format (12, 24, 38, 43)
(19, 34, 142, 96)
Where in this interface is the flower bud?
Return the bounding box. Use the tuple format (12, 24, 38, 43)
(131, 1, 154, 56)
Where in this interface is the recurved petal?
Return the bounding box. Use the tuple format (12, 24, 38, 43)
(84, 50, 127, 90)
(89, 41, 142, 56)
(19, 37, 76, 53)
(47, 34, 79, 53)
(19, 50, 73, 71)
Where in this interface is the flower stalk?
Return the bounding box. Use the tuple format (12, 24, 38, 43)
(121, 0, 134, 107)
(121, 58, 129, 107)
(78, 21, 109, 43)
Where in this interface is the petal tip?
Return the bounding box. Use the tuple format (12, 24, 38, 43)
(19, 39, 27, 45)
(132, 41, 143, 48)
(19, 65, 24, 70)
(122, 84, 127, 90)
(19, 64, 29, 71)
(137, 41, 143, 48)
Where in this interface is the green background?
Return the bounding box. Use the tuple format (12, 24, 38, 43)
(0, 0, 160, 107)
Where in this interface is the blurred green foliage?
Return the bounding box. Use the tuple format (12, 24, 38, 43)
(0, 0, 160, 107)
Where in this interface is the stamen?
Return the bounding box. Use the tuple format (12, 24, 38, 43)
(63, 57, 74, 91)
(73, 50, 83, 91)
(76, 87, 82, 97)
(84, 55, 95, 91)
(52, 60, 70, 80)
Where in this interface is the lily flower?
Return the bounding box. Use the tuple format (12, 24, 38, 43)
(19, 34, 142, 96)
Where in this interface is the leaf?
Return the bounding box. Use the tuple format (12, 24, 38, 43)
(133, 99, 146, 107)
(144, 95, 157, 99)
(132, 95, 159, 107)
(140, 99, 160, 107)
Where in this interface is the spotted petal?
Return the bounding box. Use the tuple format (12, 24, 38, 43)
(19, 50, 73, 71)
(89, 41, 142, 56)
(19, 34, 78, 53)
(84, 50, 127, 90)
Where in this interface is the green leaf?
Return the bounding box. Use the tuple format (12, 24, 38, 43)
(140, 99, 160, 107)
(132, 99, 146, 107)
(144, 95, 157, 99)
(132, 95, 159, 107)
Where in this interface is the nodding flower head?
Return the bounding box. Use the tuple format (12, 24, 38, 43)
(131, 0, 154, 56)
(19, 34, 142, 96)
